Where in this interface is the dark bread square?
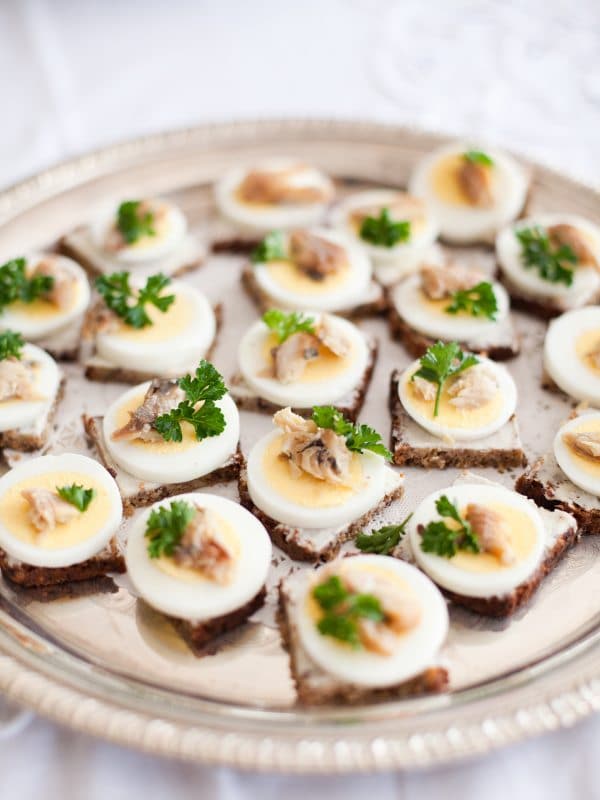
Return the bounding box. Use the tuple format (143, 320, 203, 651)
(0, 377, 65, 453)
(499, 272, 600, 320)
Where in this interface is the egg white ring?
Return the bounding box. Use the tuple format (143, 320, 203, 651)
(126, 492, 272, 621)
(247, 429, 387, 529)
(0, 453, 122, 568)
(215, 160, 334, 233)
(252, 229, 373, 313)
(409, 483, 546, 598)
(398, 356, 517, 442)
(95, 283, 216, 373)
(409, 142, 529, 243)
(238, 313, 369, 407)
(543, 306, 600, 405)
(553, 413, 600, 496)
(497, 214, 600, 302)
(0, 345, 61, 433)
(103, 385, 240, 483)
(391, 273, 510, 342)
(0, 255, 90, 340)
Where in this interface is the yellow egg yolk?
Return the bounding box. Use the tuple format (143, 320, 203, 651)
(118, 204, 173, 252)
(263, 259, 351, 295)
(9, 279, 83, 319)
(260, 331, 356, 383)
(575, 328, 600, 376)
(113, 391, 203, 454)
(430, 154, 495, 206)
(561, 417, 600, 478)
(104, 292, 193, 344)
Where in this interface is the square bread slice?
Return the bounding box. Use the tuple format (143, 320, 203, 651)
(388, 370, 526, 469)
(500, 273, 600, 319)
(229, 336, 377, 422)
(238, 464, 404, 562)
(83, 414, 245, 515)
(277, 570, 448, 705)
(0, 377, 65, 453)
(36, 325, 83, 362)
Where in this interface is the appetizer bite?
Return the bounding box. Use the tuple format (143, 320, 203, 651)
(213, 158, 334, 251)
(240, 407, 402, 561)
(517, 409, 600, 535)
(330, 189, 440, 286)
(126, 493, 271, 652)
(408, 477, 578, 617)
(60, 197, 205, 278)
(230, 309, 377, 420)
(278, 554, 449, 704)
(389, 341, 525, 469)
(409, 143, 529, 244)
(241, 227, 385, 317)
(84, 360, 243, 514)
(497, 215, 600, 317)
(0, 453, 123, 589)
(0, 254, 90, 360)
(82, 270, 219, 383)
(388, 261, 519, 360)
(543, 307, 600, 402)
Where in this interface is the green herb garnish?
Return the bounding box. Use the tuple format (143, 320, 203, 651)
(311, 406, 392, 460)
(313, 575, 384, 648)
(56, 484, 96, 512)
(154, 360, 227, 443)
(0, 258, 54, 312)
(116, 200, 156, 245)
(0, 330, 25, 360)
(411, 341, 479, 418)
(359, 208, 411, 248)
(463, 150, 494, 167)
(251, 230, 287, 263)
(445, 281, 498, 320)
(515, 225, 577, 286)
(145, 499, 195, 558)
(262, 309, 316, 343)
(95, 271, 175, 329)
(420, 495, 480, 558)
(355, 513, 413, 555)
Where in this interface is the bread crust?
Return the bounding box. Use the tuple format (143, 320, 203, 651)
(498, 272, 600, 319)
(211, 237, 260, 254)
(0, 377, 65, 453)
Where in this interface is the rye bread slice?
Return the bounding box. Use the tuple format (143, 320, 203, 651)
(211, 236, 261, 254)
(0, 377, 65, 453)
(36, 324, 82, 362)
(229, 336, 377, 422)
(277, 571, 448, 705)
(238, 465, 404, 562)
(388, 370, 527, 469)
(499, 272, 600, 320)
(0, 536, 125, 588)
(83, 414, 245, 515)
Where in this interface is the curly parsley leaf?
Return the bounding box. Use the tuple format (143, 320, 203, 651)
(420, 495, 480, 558)
(144, 499, 195, 558)
(95, 271, 175, 329)
(516, 226, 577, 286)
(313, 575, 384, 648)
(355, 513, 413, 554)
(0, 258, 54, 312)
(262, 309, 316, 343)
(117, 200, 156, 244)
(411, 341, 479, 418)
(445, 281, 498, 319)
(359, 207, 411, 248)
(178, 360, 227, 404)
(0, 330, 24, 360)
(251, 230, 287, 263)
(56, 484, 96, 512)
(464, 150, 494, 166)
(311, 406, 392, 460)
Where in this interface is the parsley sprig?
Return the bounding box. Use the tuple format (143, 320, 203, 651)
(311, 406, 392, 460)
(355, 513, 413, 555)
(262, 309, 316, 343)
(116, 200, 156, 244)
(463, 150, 494, 166)
(0, 330, 24, 360)
(516, 226, 577, 286)
(359, 208, 411, 248)
(0, 258, 54, 312)
(313, 575, 384, 648)
(251, 230, 287, 263)
(420, 495, 480, 558)
(445, 281, 498, 319)
(411, 341, 479, 418)
(145, 499, 195, 558)
(56, 484, 96, 512)
(154, 360, 227, 443)
(95, 271, 175, 329)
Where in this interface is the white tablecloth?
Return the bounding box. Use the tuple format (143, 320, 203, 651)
(1, 0, 599, 795)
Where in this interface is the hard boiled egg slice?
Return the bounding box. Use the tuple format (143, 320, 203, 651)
(554, 412, 600, 495)
(0, 453, 122, 568)
(295, 555, 448, 688)
(497, 214, 600, 304)
(215, 158, 334, 233)
(409, 483, 546, 598)
(398, 355, 517, 442)
(252, 228, 372, 313)
(0, 344, 61, 432)
(0, 254, 90, 340)
(238, 312, 369, 408)
(95, 281, 216, 374)
(103, 382, 240, 483)
(544, 306, 600, 404)
(246, 428, 387, 529)
(409, 142, 528, 243)
(126, 492, 271, 621)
